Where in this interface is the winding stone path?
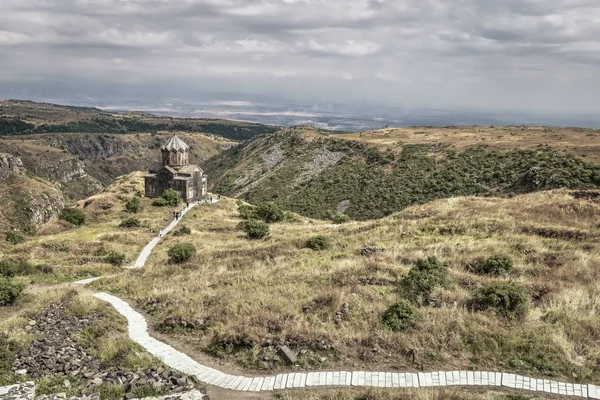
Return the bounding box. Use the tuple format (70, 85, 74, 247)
(65, 198, 600, 398)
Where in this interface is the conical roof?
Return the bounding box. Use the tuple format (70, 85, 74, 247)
(161, 136, 189, 152)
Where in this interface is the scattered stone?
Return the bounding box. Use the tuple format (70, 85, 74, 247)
(359, 243, 385, 256)
(277, 345, 297, 365)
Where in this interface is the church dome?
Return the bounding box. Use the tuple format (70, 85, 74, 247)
(161, 136, 189, 152)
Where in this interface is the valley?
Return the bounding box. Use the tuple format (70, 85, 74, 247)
(2, 101, 600, 399)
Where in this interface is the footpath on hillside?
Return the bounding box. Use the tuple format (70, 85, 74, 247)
(2, 197, 599, 400)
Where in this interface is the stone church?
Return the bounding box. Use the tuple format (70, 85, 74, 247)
(144, 136, 207, 202)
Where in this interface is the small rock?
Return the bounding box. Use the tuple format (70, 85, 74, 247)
(15, 369, 27, 375)
(91, 377, 103, 386)
(277, 345, 297, 365)
(63, 379, 71, 388)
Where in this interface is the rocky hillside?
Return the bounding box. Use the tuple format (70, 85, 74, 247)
(0, 99, 279, 141)
(0, 153, 64, 236)
(0, 133, 232, 199)
(205, 127, 600, 220)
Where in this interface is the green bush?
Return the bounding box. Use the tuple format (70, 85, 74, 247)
(104, 251, 126, 267)
(402, 256, 448, 305)
(0, 278, 24, 306)
(237, 201, 258, 220)
(119, 218, 141, 228)
(306, 235, 331, 251)
(381, 299, 419, 332)
(59, 208, 85, 226)
(331, 213, 350, 224)
(152, 197, 169, 207)
(173, 225, 191, 236)
(5, 232, 24, 245)
(243, 219, 270, 239)
(168, 243, 197, 263)
(255, 202, 285, 223)
(161, 189, 182, 206)
(472, 281, 528, 319)
(0, 260, 36, 278)
(125, 197, 142, 213)
(469, 255, 514, 276)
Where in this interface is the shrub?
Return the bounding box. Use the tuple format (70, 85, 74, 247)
(152, 197, 169, 207)
(173, 225, 191, 236)
(0, 260, 36, 278)
(237, 201, 258, 220)
(255, 202, 285, 223)
(59, 208, 85, 226)
(5, 232, 24, 245)
(0, 278, 24, 306)
(161, 189, 182, 206)
(381, 299, 419, 332)
(472, 281, 528, 319)
(469, 255, 514, 276)
(0, 332, 19, 375)
(104, 251, 126, 267)
(168, 243, 197, 263)
(243, 220, 270, 239)
(125, 197, 142, 213)
(119, 218, 141, 228)
(306, 235, 331, 251)
(402, 256, 448, 305)
(331, 213, 350, 224)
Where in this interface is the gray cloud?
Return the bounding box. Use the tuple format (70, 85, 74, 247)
(0, 0, 599, 113)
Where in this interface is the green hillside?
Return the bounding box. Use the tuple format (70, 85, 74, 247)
(205, 128, 600, 220)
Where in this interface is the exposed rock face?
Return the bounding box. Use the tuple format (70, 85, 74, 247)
(26, 191, 66, 228)
(0, 153, 65, 231)
(0, 153, 24, 178)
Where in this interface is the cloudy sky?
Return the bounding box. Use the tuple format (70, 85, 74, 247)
(1, 0, 600, 114)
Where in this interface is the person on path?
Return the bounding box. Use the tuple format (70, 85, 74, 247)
(159, 230, 162, 238)
(186, 202, 189, 208)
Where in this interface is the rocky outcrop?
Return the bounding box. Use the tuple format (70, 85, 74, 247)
(11, 300, 199, 399)
(26, 191, 66, 228)
(0, 153, 65, 232)
(0, 153, 24, 178)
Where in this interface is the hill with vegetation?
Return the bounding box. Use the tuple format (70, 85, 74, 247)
(2, 171, 600, 398)
(3, 170, 600, 387)
(205, 126, 600, 220)
(0, 99, 279, 141)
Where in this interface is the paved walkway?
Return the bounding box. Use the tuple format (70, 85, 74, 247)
(74, 198, 600, 398)
(131, 200, 204, 269)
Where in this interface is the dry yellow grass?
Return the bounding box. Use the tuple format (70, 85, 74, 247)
(331, 126, 600, 162)
(79, 177, 600, 384)
(1, 172, 187, 282)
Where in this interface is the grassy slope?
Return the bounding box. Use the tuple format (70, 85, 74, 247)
(206, 127, 600, 220)
(1, 172, 186, 282)
(85, 186, 600, 385)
